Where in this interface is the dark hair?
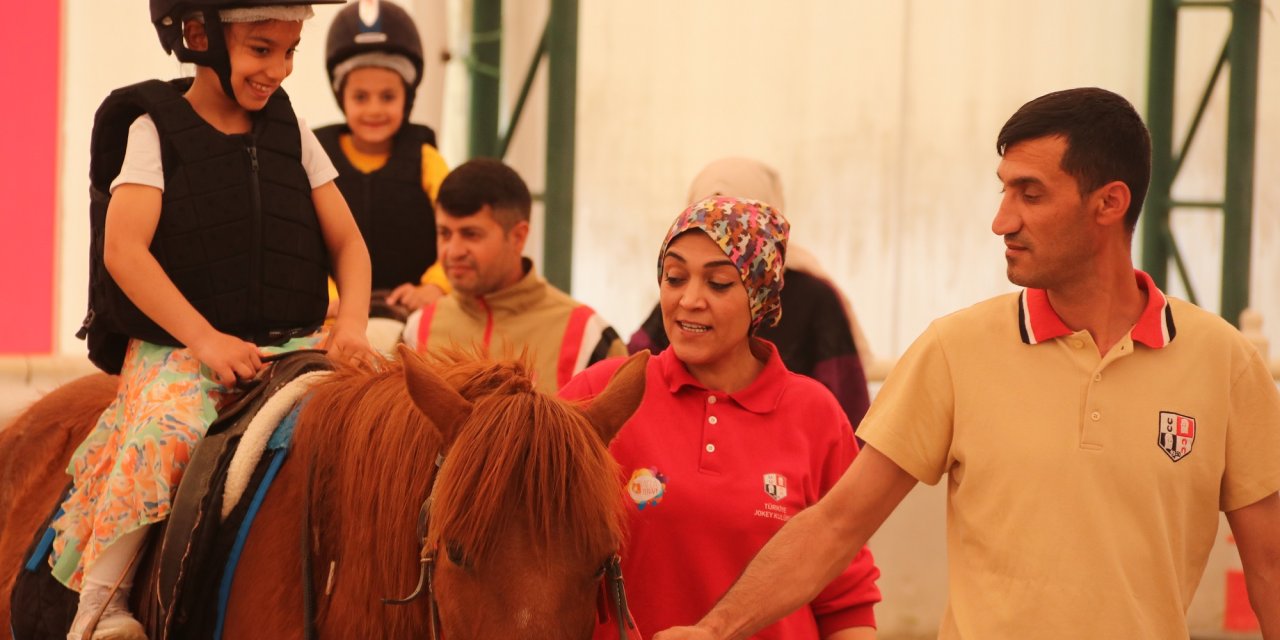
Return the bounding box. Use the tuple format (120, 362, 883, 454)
(996, 88, 1151, 232)
(436, 159, 532, 230)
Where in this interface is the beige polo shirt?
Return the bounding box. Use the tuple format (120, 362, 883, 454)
(859, 271, 1280, 639)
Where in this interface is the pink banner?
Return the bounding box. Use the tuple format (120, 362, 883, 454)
(0, 2, 60, 353)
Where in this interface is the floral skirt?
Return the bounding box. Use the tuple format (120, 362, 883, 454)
(50, 333, 323, 590)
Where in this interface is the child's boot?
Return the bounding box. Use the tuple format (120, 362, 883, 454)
(66, 582, 146, 640)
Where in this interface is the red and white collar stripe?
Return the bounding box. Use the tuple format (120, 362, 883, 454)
(1018, 270, 1176, 348)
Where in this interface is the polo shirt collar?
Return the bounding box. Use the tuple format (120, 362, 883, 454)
(1017, 269, 1176, 348)
(657, 338, 787, 414)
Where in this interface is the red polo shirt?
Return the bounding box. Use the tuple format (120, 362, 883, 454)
(563, 341, 881, 638)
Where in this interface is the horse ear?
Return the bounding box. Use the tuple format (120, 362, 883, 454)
(398, 344, 472, 446)
(581, 350, 650, 444)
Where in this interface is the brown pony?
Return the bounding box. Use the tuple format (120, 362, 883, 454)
(0, 346, 648, 639)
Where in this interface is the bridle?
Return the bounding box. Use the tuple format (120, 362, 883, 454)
(599, 554, 640, 640)
(381, 455, 641, 639)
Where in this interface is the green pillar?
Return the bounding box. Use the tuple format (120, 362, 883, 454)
(1221, 0, 1260, 325)
(1143, 0, 1260, 326)
(468, 0, 502, 158)
(1141, 0, 1176, 285)
(543, 0, 579, 291)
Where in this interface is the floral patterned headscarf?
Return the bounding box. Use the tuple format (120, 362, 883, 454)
(658, 196, 790, 331)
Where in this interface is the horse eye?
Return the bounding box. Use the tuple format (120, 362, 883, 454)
(445, 541, 469, 568)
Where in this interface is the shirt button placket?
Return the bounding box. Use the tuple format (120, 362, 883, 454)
(702, 394, 721, 470)
(706, 413, 719, 451)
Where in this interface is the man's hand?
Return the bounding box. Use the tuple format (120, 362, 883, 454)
(387, 282, 446, 311)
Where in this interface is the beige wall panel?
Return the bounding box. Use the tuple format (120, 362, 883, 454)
(575, 1, 909, 343)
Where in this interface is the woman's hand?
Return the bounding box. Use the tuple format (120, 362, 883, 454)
(189, 331, 264, 386)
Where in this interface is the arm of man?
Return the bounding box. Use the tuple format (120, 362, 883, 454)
(1226, 491, 1280, 637)
(104, 184, 262, 384)
(312, 181, 375, 363)
(654, 446, 917, 640)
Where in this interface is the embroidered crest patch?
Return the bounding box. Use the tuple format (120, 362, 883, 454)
(627, 467, 667, 510)
(763, 473, 788, 501)
(1158, 411, 1196, 462)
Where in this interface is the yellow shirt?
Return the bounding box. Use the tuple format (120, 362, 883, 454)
(859, 271, 1280, 639)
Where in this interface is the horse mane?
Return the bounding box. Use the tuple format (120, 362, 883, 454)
(289, 357, 442, 632)
(282, 350, 623, 634)
(425, 353, 626, 565)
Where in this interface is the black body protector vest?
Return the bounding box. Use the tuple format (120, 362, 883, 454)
(313, 123, 438, 291)
(80, 79, 329, 373)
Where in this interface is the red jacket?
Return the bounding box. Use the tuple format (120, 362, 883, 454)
(563, 341, 881, 639)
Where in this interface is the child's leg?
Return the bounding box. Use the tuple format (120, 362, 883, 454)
(52, 340, 228, 591)
(84, 525, 147, 590)
(68, 525, 149, 640)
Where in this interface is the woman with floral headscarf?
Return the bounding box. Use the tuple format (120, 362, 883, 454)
(562, 197, 882, 639)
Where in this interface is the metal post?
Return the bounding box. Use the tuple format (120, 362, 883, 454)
(543, 0, 579, 291)
(497, 25, 549, 159)
(1221, 0, 1260, 325)
(1141, 0, 1177, 285)
(468, 0, 502, 158)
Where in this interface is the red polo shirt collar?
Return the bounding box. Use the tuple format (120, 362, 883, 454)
(1017, 270, 1177, 348)
(657, 338, 787, 414)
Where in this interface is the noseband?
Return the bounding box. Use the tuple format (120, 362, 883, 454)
(382, 455, 641, 639)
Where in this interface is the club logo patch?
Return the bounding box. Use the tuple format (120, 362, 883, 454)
(627, 467, 667, 510)
(1158, 411, 1196, 462)
(763, 473, 788, 501)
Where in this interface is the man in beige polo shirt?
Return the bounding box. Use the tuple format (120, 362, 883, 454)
(655, 88, 1280, 639)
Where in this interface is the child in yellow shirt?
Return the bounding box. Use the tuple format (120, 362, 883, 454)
(314, 0, 449, 313)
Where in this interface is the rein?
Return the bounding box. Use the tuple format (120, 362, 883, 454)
(382, 454, 445, 639)
(602, 554, 640, 639)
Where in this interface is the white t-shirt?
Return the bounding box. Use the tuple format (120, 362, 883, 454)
(109, 114, 339, 192)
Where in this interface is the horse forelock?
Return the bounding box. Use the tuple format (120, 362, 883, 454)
(427, 387, 626, 566)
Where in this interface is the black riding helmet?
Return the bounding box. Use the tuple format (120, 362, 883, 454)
(150, 0, 343, 100)
(325, 0, 425, 116)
